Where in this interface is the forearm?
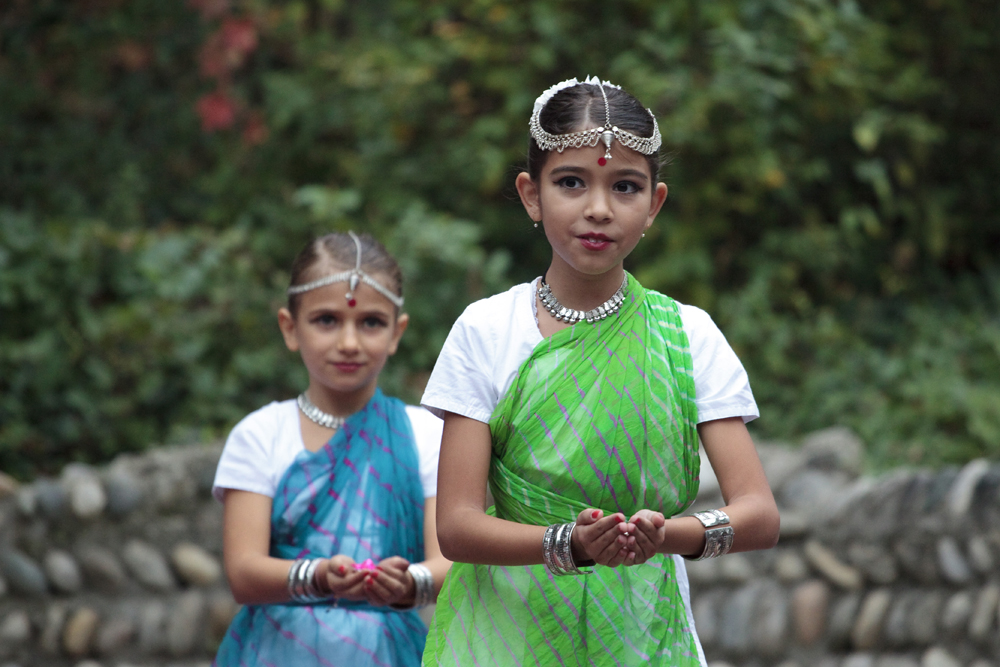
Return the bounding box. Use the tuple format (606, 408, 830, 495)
(225, 552, 296, 605)
(437, 506, 546, 566)
(659, 492, 781, 558)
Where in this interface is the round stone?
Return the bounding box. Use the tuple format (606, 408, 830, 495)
(921, 647, 961, 667)
(937, 537, 973, 584)
(851, 589, 893, 650)
(805, 540, 864, 590)
(66, 470, 106, 519)
(946, 458, 990, 518)
(802, 426, 864, 475)
(75, 545, 127, 591)
(62, 607, 100, 657)
(969, 582, 1000, 641)
(122, 540, 176, 591)
(0, 611, 31, 646)
(44, 550, 83, 594)
(940, 591, 974, 634)
(171, 543, 221, 588)
(0, 549, 47, 596)
(792, 580, 830, 645)
(103, 469, 145, 516)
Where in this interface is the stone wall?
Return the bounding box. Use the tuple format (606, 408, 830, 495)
(0, 428, 998, 667)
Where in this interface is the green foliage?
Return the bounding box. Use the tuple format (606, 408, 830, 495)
(1, 0, 997, 476)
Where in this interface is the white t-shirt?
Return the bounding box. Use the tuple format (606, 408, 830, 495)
(421, 280, 758, 425)
(212, 399, 443, 503)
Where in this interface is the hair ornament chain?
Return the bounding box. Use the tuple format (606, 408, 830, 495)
(286, 230, 404, 308)
(530, 75, 661, 166)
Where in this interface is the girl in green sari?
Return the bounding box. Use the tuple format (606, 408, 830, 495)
(421, 77, 780, 667)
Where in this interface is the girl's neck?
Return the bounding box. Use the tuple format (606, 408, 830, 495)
(542, 260, 626, 312)
(305, 383, 377, 418)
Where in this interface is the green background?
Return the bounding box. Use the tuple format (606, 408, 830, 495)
(1, 0, 998, 478)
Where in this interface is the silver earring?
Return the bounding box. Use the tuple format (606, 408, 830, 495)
(534, 222, 539, 228)
(641, 233, 645, 237)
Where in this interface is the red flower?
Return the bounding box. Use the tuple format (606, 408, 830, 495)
(196, 91, 237, 132)
(221, 18, 257, 56)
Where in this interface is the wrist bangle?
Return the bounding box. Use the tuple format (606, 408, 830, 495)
(684, 509, 734, 561)
(405, 563, 435, 608)
(287, 558, 327, 603)
(542, 522, 593, 575)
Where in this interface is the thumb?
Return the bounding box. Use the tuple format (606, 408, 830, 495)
(577, 508, 603, 526)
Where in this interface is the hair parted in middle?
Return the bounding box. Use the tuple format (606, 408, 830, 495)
(286, 232, 403, 317)
(527, 82, 662, 181)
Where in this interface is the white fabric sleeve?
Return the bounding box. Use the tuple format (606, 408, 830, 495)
(681, 304, 760, 424)
(420, 304, 497, 423)
(405, 405, 443, 498)
(212, 407, 280, 502)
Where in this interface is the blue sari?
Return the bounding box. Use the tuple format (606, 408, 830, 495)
(213, 389, 429, 667)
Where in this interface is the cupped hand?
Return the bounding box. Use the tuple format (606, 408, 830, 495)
(315, 555, 368, 601)
(364, 556, 412, 607)
(571, 508, 635, 568)
(627, 509, 667, 565)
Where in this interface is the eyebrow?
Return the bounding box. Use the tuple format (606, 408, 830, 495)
(549, 165, 650, 181)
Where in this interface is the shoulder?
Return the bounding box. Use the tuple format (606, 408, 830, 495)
(454, 282, 534, 335)
(228, 399, 297, 442)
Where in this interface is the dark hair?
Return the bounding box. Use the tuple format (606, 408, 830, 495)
(287, 232, 403, 317)
(526, 83, 661, 181)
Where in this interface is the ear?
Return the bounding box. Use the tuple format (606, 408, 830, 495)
(645, 182, 668, 230)
(515, 172, 542, 222)
(277, 307, 300, 352)
(387, 312, 410, 356)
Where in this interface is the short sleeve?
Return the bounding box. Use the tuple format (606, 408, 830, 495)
(212, 405, 281, 502)
(680, 304, 759, 424)
(421, 304, 497, 423)
(405, 405, 443, 498)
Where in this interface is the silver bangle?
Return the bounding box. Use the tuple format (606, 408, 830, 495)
(684, 509, 734, 560)
(287, 558, 327, 603)
(407, 563, 435, 608)
(542, 522, 593, 575)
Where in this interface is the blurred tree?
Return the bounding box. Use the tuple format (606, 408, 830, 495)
(0, 0, 997, 477)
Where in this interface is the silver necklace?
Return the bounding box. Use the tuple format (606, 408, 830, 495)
(537, 273, 628, 324)
(297, 393, 347, 430)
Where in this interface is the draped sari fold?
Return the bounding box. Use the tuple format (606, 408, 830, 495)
(214, 388, 428, 667)
(423, 275, 703, 667)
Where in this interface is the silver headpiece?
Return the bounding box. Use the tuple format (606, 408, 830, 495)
(286, 231, 404, 308)
(529, 76, 661, 165)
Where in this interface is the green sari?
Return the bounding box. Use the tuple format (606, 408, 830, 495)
(424, 275, 703, 667)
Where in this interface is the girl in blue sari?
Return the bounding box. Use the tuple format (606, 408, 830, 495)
(212, 231, 450, 667)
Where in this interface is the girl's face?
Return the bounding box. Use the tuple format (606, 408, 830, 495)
(516, 139, 667, 280)
(277, 270, 408, 413)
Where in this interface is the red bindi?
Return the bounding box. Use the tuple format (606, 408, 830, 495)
(597, 157, 607, 166)
(347, 298, 357, 307)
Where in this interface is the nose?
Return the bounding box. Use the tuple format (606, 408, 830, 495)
(337, 322, 360, 354)
(584, 188, 613, 223)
